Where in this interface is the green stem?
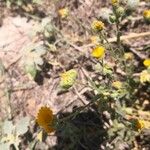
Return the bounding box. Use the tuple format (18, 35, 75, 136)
(58, 101, 94, 123)
(116, 19, 121, 48)
(100, 32, 115, 57)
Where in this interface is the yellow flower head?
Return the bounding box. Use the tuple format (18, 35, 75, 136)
(91, 46, 105, 59)
(135, 119, 145, 131)
(91, 20, 105, 32)
(140, 70, 150, 83)
(143, 10, 150, 19)
(124, 52, 134, 60)
(143, 59, 150, 68)
(131, 118, 145, 131)
(58, 7, 69, 18)
(60, 69, 77, 89)
(112, 81, 122, 89)
(36, 106, 55, 133)
(111, 0, 119, 6)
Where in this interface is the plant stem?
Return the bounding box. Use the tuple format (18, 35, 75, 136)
(116, 19, 121, 48)
(58, 101, 94, 122)
(100, 32, 116, 57)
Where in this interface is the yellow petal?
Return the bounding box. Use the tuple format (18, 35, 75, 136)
(112, 81, 122, 89)
(91, 20, 105, 31)
(136, 120, 145, 131)
(111, 0, 119, 6)
(143, 59, 150, 67)
(143, 10, 150, 18)
(36, 106, 55, 133)
(91, 46, 105, 59)
(58, 8, 69, 18)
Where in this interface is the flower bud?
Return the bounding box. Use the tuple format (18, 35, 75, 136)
(111, 0, 119, 6)
(143, 10, 150, 22)
(109, 15, 117, 23)
(91, 20, 105, 32)
(116, 7, 125, 17)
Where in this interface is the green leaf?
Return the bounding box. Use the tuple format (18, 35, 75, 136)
(16, 117, 30, 136)
(22, 44, 47, 79)
(25, 64, 37, 79)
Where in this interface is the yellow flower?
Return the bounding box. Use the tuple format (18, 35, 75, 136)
(36, 107, 55, 133)
(143, 59, 150, 68)
(140, 70, 150, 83)
(112, 81, 122, 89)
(58, 7, 69, 18)
(91, 20, 105, 32)
(130, 118, 145, 131)
(143, 10, 150, 20)
(111, 0, 119, 6)
(136, 119, 145, 131)
(91, 46, 105, 59)
(60, 69, 77, 89)
(124, 52, 134, 60)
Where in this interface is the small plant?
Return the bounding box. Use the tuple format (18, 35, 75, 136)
(34, 1, 150, 149)
(21, 44, 47, 79)
(1, 0, 148, 149)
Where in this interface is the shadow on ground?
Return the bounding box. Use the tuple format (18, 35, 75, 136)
(52, 108, 107, 150)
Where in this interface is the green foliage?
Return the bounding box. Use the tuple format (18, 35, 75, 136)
(1, 0, 149, 149)
(40, 18, 56, 43)
(32, 18, 56, 46)
(21, 44, 47, 79)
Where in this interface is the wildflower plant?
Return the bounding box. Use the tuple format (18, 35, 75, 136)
(85, 0, 150, 148)
(32, 0, 150, 148)
(10, 0, 148, 149)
